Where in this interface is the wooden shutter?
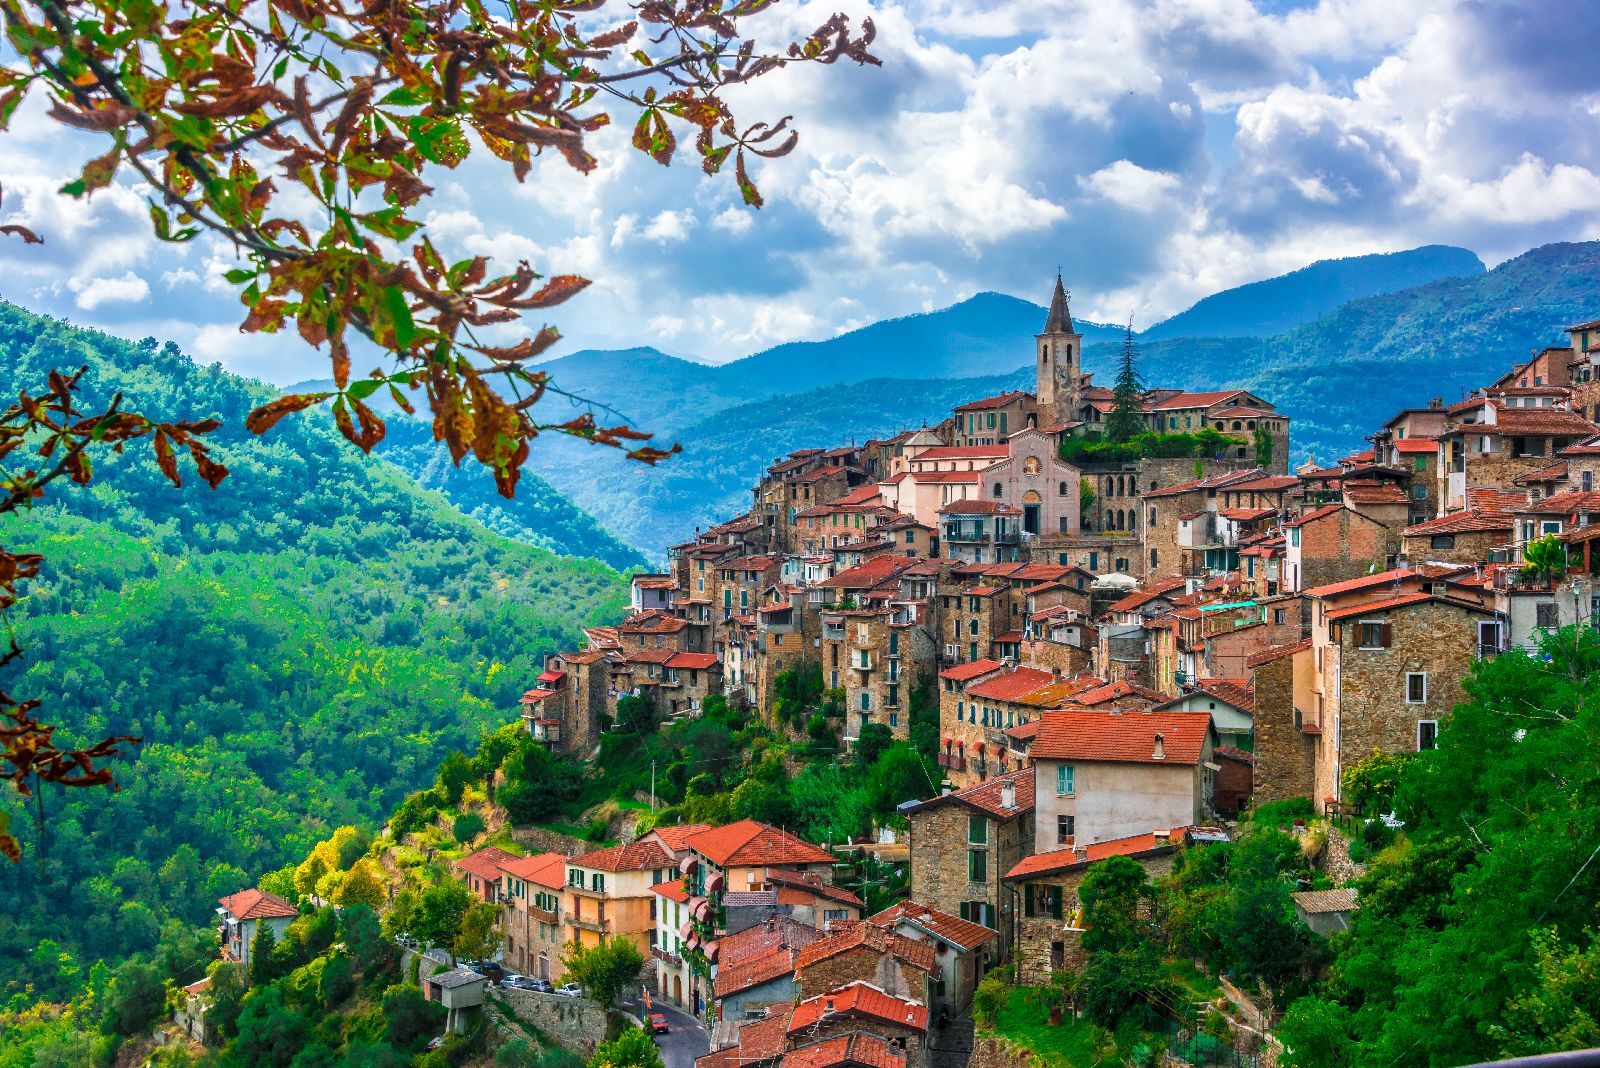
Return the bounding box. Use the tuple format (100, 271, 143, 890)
(1378, 622, 1393, 648)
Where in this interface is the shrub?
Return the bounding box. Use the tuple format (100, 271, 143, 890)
(452, 812, 486, 844)
(973, 974, 1007, 1029)
(1246, 797, 1315, 826)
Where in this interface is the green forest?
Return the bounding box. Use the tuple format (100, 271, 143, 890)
(0, 303, 630, 996)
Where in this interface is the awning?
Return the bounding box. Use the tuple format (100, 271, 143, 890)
(678, 921, 695, 940)
(537, 669, 567, 684)
(707, 873, 725, 894)
(679, 856, 697, 875)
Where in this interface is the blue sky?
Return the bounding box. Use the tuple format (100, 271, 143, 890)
(3, 0, 1600, 383)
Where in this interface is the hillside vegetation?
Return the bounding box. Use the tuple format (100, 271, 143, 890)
(0, 303, 629, 993)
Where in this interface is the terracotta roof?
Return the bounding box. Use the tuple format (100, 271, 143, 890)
(1516, 490, 1600, 514)
(1150, 390, 1247, 411)
(907, 766, 1034, 819)
(1004, 828, 1191, 880)
(456, 846, 518, 882)
(1031, 709, 1212, 765)
(1513, 460, 1568, 484)
(652, 879, 691, 903)
(1560, 432, 1600, 456)
(627, 648, 678, 665)
(1483, 407, 1596, 437)
(780, 1033, 906, 1068)
(1324, 591, 1491, 621)
(789, 982, 929, 1035)
(1215, 744, 1253, 764)
(714, 945, 802, 998)
(520, 687, 558, 702)
(500, 852, 566, 889)
(868, 901, 997, 951)
(1291, 887, 1359, 914)
(939, 658, 1005, 682)
(1068, 679, 1166, 708)
(913, 445, 1010, 459)
(1210, 405, 1275, 419)
(718, 918, 821, 969)
(1393, 438, 1439, 454)
(688, 820, 834, 868)
(1246, 639, 1311, 669)
(1104, 577, 1188, 614)
(953, 390, 1032, 412)
(218, 889, 298, 921)
(1218, 507, 1278, 522)
(1302, 565, 1464, 600)
(569, 839, 673, 873)
(1223, 475, 1300, 493)
(767, 869, 866, 908)
(821, 557, 914, 591)
(648, 823, 716, 852)
(1188, 679, 1254, 714)
(1142, 469, 1263, 499)
(667, 652, 721, 670)
(1401, 511, 1514, 536)
(795, 923, 935, 974)
(965, 666, 1056, 704)
(702, 1013, 792, 1068)
(1284, 504, 1345, 529)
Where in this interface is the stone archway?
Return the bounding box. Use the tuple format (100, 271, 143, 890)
(673, 974, 683, 1005)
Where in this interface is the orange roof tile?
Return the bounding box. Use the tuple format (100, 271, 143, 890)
(795, 922, 935, 975)
(500, 852, 566, 889)
(1246, 639, 1310, 669)
(647, 823, 716, 852)
(1003, 828, 1192, 880)
(780, 1033, 906, 1068)
(1402, 511, 1514, 536)
(218, 888, 298, 921)
(1393, 438, 1439, 454)
(1031, 710, 1212, 765)
(788, 982, 929, 1034)
(687, 820, 834, 868)
(965, 666, 1056, 704)
(456, 846, 518, 882)
(569, 839, 673, 873)
(714, 946, 801, 998)
(938, 659, 1005, 682)
(1325, 592, 1491, 622)
(868, 901, 997, 951)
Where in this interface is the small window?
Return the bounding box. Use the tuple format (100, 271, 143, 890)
(1406, 672, 1428, 704)
(1417, 720, 1439, 750)
(1536, 602, 1558, 629)
(968, 816, 988, 846)
(1431, 535, 1456, 550)
(1055, 764, 1075, 796)
(968, 849, 987, 882)
(1273, 607, 1287, 625)
(1056, 815, 1075, 844)
(1357, 621, 1390, 649)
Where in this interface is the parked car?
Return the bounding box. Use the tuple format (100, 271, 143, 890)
(500, 976, 537, 990)
(528, 978, 554, 993)
(555, 982, 582, 998)
(649, 1014, 669, 1035)
(466, 960, 506, 982)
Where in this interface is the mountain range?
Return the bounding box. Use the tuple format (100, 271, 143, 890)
(521, 241, 1600, 556)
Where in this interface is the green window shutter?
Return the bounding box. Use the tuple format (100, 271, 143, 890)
(1050, 888, 1063, 919)
(969, 849, 987, 882)
(1024, 890, 1035, 918)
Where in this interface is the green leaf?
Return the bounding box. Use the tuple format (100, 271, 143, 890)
(223, 268, 255, 284)
(386, 287, 415, 349)
(379, 86, 430, 107)
(346, 379, 383, 401)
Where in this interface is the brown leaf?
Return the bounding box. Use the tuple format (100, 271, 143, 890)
(506, 275, 590, 310)
(152, 430, 181, 487)
(245, 392, 332, 434)
(0, 225, 42, 245)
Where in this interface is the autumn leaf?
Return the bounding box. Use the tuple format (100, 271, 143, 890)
(245, 392, 333, 434)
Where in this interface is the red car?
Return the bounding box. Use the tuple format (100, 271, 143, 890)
(649, 1014, 669, 1035)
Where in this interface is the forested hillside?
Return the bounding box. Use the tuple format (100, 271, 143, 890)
(0, 304, 630, 993)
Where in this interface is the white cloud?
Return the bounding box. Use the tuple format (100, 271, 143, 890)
(3, 0, 1599, 375)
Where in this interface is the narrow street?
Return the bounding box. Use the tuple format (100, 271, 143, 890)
(618, 995, 709, 1068)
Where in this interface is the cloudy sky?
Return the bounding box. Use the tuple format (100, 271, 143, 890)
(3, 0, 1600, 384)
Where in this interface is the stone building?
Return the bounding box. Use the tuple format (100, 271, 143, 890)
(793, 922, 935, 1004)
(1283, 504, 1395, 593)
(1309, 590, 1495, 806)
(819, 604, 936, 745)
(903, 769, 1034, 963)
(1400, 510, 1514, 566)
(786, 982, 930, 1068)
(1245, 640, 1315, 806)
(867, 901, 997, 1018)
(1003, 830, 1187, 984)
(1139, 469, 1268, 579)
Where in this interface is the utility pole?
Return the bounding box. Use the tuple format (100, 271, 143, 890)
(651, 759, 656, 811)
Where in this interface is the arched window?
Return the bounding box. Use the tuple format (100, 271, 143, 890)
(1104, 476, 1113, 495)
(1024, 456, 1041, 474)
(1232, 421, 1242, 430)
(1058, 480, 1068, 496)
(1248, 420, 1257, 429)
(1116, 509, 1125, 530)
(992, 482, 1003, 498)
(1023, 490, 1042, 504)
(1116, 475, 1125, 496)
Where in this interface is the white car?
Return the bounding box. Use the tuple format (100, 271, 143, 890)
(554, 982, 583, 998)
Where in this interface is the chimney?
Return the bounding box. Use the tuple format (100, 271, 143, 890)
(825, 997, 835, 1013)
(941, 780, 954, 796)
(1073, 844, 1088, 862)
(1001, 783, 1016, 810)
(1154, 828, 1170, 844)
(1153, 732, 1166, 760)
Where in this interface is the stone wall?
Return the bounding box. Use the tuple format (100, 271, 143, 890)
(492, 989, 609, 1055)
(1297, 508, 1393, 592)
(908, 801, 1030, 961)
(968, 1035, 1038, 1068)
(796, 947, 928, 1002)
(1250, 652, 1315, 804)
(1322, 826, 1368, 886)
(507, 825, 589, 856)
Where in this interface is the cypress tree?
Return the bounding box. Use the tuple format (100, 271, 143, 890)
(1106, 317, 1145, 444)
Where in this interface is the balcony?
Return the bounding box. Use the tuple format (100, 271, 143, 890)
(937, 752, 967, 771)
(530, 905, 559, 924)
(568, 912, 609, 933)
(652, 946, 683, 968)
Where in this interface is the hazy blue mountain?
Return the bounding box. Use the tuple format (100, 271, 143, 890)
(1142, 245, 1485, 340)
(534, 241, 1600, 555)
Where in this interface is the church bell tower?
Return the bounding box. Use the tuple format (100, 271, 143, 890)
(1036, 273, 1082, 425)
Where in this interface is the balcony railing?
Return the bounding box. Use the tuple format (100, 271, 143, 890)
(937, 752, 967, 771)
(568, 913, 608, 933)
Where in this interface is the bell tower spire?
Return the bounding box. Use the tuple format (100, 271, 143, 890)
(1036, 271, 1084, 425)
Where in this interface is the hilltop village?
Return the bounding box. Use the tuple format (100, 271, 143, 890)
(205, 280, 1600, 1068)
